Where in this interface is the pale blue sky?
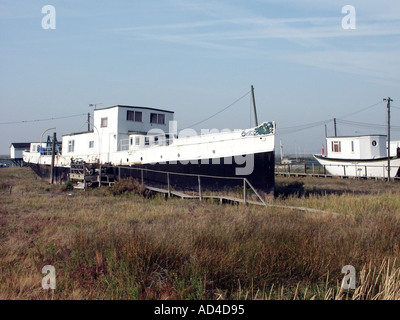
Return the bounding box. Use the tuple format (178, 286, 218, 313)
(1, 0, 400, 155)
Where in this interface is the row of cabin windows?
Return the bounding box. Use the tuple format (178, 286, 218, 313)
(68, 140, 95, 152)
(100, 112, 166, 128)
(331, 140, 379, 153)
(67, 135, 168, 153)
(130, 135, 169, 147)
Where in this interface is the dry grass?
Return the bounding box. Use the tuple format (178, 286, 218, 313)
(1, 167, 400, 300)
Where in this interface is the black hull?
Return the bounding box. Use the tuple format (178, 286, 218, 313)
(119, 151, 275, 195)
(27, 163, 70, 184)
(28, 151, 275, 196)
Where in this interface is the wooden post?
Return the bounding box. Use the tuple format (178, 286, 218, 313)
(243, 179, 247, 205)
(384, 97, 393, 181)
(141, 168, 144, 186)
(304, 161, 306, 174)
(50, 132, 56, 184)
(167, 173, 171, 198)
(198, 176, 202, 201)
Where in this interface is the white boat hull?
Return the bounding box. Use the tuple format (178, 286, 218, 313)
(314, 155, 400, 178)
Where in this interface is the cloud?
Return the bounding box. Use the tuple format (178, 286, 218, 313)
(106, 0, 400, 84)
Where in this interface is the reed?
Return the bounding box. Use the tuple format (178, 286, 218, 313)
(1, 168, 400, 299)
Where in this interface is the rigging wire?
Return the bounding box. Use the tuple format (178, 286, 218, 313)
(182, 90, 251, 129)
(279, 119, 332, 134)
(0, 113, 87, 125)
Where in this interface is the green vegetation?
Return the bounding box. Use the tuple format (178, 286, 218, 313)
(1, 167, 400, 299)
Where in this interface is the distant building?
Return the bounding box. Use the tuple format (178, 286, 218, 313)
(9, 142, 30, 166)
(10, 143, 30, 159)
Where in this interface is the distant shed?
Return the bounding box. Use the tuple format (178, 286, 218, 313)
(10, 143, 30, 159)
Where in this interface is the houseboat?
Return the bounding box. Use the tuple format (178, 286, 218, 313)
(23, 105, 276, 194)
(314, 135, 400, 178)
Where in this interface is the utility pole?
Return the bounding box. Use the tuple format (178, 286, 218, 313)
(324, 124, 328, 156)
(251, 85, 258, 127)
(50, 132, 56, 184)
(384, 97, 393, 181)
(334, 118, 337, 137)
(87, 113, 91, 131)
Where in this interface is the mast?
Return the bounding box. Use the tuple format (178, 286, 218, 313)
(251, 85, 259, 127)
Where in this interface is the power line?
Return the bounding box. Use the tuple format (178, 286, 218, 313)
(0, 113, 87, 125)
(279, 100, 389, 135)
(337, 100, 384, 119)
(336, 119, 400, 131)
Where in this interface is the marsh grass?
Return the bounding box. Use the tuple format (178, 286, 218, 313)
(1, 168, 400, 299)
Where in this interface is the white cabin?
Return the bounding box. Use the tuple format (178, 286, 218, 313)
(326, 135, 388, 160)
(10, 143, 30, 159)
(61, 105, 174, 162)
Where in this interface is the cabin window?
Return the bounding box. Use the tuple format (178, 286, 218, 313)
(145, 137, 149, 146)
(154, 136, 159, 145)
(127, 110, 142, 122)
(351, 141, 354, 152)
(130, 138, 133, 146)
(331, 141, 341, 153)
(68, 140, 75, 153)
(89, 141, 94, 148)
(150, 113, 165, 125)
(135, 137, 140, 146)
(101, 117, 108, 128)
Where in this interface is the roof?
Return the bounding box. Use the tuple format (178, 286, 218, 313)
(10, 143, 30, 148)
(94, 105, 174, 114)
(327, 134, 386, 139)
(62, 130, 94, 137)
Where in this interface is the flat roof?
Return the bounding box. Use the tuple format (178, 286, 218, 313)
(10, 142, 30, 148)
(62, 130, 94, 137)
(94, 105, 174, 114)
(327, 134, 386, 139)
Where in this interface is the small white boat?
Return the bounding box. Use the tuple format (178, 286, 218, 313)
(314, 135, 400, 178)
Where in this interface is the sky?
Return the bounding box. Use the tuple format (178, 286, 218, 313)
(1, 0, 400, 156)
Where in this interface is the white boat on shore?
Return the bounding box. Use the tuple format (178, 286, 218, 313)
(314, 135, 400, 179)
(23, 104, 276, 194)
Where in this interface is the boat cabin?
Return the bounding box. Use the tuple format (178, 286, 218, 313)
(326, 135, 388, 160)
(61, 105, 174, 161)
